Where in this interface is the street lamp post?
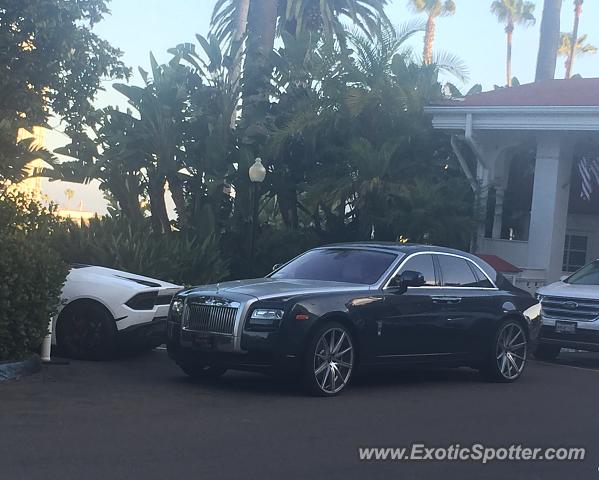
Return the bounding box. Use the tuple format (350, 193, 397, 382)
(248, 158, 266, 277)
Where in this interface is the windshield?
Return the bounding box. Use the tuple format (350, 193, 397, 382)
(566, 260, 599, 285)
(271, 248, 399, 285)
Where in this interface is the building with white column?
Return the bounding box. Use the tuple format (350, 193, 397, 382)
(425, 79, 599, 292)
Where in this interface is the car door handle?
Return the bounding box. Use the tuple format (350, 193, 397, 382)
(432, 296, 462, 304)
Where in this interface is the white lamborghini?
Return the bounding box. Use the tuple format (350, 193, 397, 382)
(52, 265, 182, 360)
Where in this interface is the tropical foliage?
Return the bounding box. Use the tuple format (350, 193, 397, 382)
(558, 32, 597, 78)
(57, 216, 229, 286)
(0, 189, 68, 360)
(0, 0, 129, 182)
(49, 9, 474, 280)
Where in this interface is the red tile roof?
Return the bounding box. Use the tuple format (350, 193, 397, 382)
(437, 78, 599, 107)
(477, 254, 522, 274)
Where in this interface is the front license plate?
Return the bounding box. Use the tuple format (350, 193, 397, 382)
(555, 321, 577, 334)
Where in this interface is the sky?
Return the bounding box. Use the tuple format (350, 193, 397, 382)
(42, 0, 599, 213)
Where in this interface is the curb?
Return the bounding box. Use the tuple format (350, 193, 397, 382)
(0, 354, 42, 382)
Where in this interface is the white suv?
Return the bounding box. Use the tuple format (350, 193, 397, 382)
(536, 260, 599, 360)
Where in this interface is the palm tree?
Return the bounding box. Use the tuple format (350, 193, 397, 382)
(211, 0, 250, 89)
(408, 0, 456, 65)
(281, 0, 389, 39)
(212, 0, 389, 47)
(558, 32, 597, 78)
(491, 0, 536, 87)
(565, 0, 584, 79)
(535, 0, 562, 82)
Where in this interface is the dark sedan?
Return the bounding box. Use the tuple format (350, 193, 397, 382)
(166, 243, 541, 396)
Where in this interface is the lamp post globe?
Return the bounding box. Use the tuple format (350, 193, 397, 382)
(249, 158, 267, 183)
(248, 158, 266, 277)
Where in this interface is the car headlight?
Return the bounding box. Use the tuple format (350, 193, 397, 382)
(170, 297, 185, 318)
(248, 308, 284, 329)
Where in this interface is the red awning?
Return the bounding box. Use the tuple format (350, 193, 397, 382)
(476, 254, 522, 274)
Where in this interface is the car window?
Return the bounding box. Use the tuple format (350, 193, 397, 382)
(399, 254, 437, 286)
(271, 248, 399, 285)
(470, 263, 495, 288)
(566, 260, 599, 285)
(436, 255, 480, 287)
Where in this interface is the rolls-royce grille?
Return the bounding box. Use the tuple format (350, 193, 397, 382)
(541, 296, 599, 322)
(182, 303, 238, 334)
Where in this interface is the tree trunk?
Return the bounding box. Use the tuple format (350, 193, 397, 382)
(423, 14, 436, 65)
(278, 187, 299, 229)
(535, 0, 563, 82)
(506, 25, 513, 87)
(242, 0, 278, 123)
(229, 0, 250, 94)
(566, 0, 583, 79)
(229, 0, 250, 128)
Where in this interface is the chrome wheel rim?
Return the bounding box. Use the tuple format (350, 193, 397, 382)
(313, 327, 354, 394)
(496, 323, 527, 380)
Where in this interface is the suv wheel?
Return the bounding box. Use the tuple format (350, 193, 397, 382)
(481, 319, 528, 383)
(303, 322, 355, 397)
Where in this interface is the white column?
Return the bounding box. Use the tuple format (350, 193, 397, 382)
(527, 135, 573, 283)
(492, 186, 505, 239)
(476, 163, 491, 242)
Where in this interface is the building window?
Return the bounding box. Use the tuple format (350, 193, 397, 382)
(563, 235, 588, 273)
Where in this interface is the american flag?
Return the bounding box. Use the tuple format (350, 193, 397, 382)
(578, 156, 599, 201)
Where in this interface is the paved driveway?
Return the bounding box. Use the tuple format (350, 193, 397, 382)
(1, 350, 598, 480)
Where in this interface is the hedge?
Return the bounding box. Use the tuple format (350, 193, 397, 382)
(0, 190, 68, 361)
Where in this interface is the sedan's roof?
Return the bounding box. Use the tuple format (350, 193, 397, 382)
(321, 242, 497, 278)
(322, 242, 470, 257)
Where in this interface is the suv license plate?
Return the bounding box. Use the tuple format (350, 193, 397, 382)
(555, 321, 577, 334)
(193, 333, 214, 349)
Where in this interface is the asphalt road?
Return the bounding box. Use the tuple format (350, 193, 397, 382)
(2, 350, 599, 480)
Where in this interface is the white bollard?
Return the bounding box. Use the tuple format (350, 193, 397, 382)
(40, 318, 52, 362)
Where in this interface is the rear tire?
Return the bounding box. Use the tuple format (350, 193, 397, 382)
(179, 362, 227, 380)
(534, 344, 561, 361)
(57, 301, 117, 360)
(480, 319, 528, 383)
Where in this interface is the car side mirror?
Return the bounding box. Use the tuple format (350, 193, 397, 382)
(389, 270, 426, 293)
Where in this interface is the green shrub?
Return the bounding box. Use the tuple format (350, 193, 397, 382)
(223, 224, 323, 279)
(58, 215, 229, 286)
(0, 190, 68, 361)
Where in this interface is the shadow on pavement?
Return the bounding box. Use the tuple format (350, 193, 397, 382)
(547, 350, 599, 370)
(170, 363, 483, 397)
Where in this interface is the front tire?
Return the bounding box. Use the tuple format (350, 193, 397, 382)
(534, 343, 561, 361)
(57, 301, 117, 360)
(480, 319, 528, 383)
(303, 322, 355, 397)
